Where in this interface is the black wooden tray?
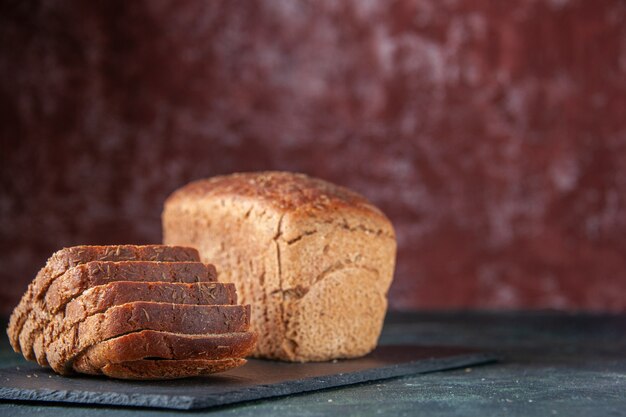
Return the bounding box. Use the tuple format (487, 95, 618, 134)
(0, 345, 496, 410)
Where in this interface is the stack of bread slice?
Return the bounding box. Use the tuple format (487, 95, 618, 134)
(7, 245, 256, 379)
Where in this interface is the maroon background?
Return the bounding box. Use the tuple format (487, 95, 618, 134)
(1, 0, 625, 315)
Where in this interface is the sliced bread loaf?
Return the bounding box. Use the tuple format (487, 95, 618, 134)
(8, 244, 255, 380)
(35, 281, 236, 366)
(21, 261, 216, 364)
(8, 245, 199, 355)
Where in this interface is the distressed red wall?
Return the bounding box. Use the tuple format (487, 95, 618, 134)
(1, 0, 625, 314)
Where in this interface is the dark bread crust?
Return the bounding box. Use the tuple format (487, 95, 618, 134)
(165, 171, 391, 221)
(22, 261, 216, 365)
(97, 358, 247, 380)
(64, 281, 236, 325)
(45, 261, 217, 314)
(35, 281, 235, 366)
(46, 302, 251, 374)
(7, 245, 199, 354)
(73, 330, 256, 374)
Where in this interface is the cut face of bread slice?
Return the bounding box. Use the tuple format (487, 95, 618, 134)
(73, 330, 257, 374)
(96, 358, 247, 380)
(34, 281, 236, 367)
(46, 302, 251, 374)
(20, 261, 217, 365)
(7, 245, 199, 355)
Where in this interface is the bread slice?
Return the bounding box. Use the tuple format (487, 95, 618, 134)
(7, 245, 199, 354)
(163, 171, 397, 361)
(63, 281, 236, 325)
(46, 302, 251, 374)
(44, 261, 217, 314)
(73, 330, 257, 374)
(35, 281, 236, 366)
(21, 261, 216, 365)
(95, 358, 247, 380)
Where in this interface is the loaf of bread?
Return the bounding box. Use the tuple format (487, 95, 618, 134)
(25, 260, 218, 366)
(163, 172, 396, 362)
(8, 245, 200, 360)
(6, 245, 256, 379)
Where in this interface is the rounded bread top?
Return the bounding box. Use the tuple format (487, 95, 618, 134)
(166, 171, 392, 228)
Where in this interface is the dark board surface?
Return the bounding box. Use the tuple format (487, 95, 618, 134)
(1, 312, 624, 417)
(0, 346, 494, 410)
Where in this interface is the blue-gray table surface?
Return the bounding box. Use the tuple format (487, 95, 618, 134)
(1, 311, 625, 417)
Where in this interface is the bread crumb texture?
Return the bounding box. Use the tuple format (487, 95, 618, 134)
(163, 171, 397, 361)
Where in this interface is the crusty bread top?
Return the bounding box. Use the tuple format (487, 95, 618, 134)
(165, 171, 393, 232)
